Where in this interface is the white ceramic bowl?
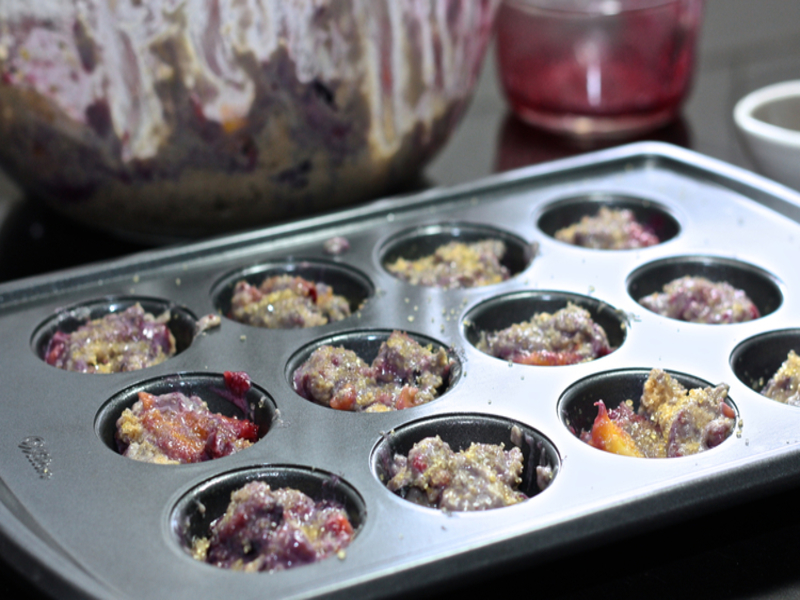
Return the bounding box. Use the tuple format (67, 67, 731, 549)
(734, 80, 800, 190)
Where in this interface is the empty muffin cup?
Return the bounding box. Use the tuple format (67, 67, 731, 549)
(371, 413, 559, 510)
(380, 223, 535, 289)
(96, 372, 276, 464)
(32, 296, 197, 374)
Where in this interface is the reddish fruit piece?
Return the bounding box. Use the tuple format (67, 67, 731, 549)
(224, 371, 251, 396)
(324, 513, 354, 536)
(720, 402, 736, 419)
(330, 386, 357, 411)
(134, 392, 258, 462)
(297, 279, 318, 303)
(395, 386, 418, 410)
(589, 401, 644, 458)
(411, 454, 428, 474)
(517, 350, 585, 366)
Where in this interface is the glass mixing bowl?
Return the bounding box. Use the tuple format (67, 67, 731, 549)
(0, 0, 499, 238)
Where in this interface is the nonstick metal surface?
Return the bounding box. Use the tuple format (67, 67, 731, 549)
(2, 142, 800, 600)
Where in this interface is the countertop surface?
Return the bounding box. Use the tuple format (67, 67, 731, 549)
(2, 1, 800, 598)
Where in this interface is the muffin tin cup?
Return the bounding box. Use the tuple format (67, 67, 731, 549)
(627, 255, 783, 320)
(31, 296, 198, 368)
(211, 259, 374, 326)
(462, 290, 628, 362)
(536, 193, 681, 248)
(731, 329, 800, 402)
(95, 372, 278, 459)
(379, 222, 536, 287)
(170, 465, 366, 568)
(286, 329, 462, 410)
(371, 413, 559, 506)
(4, 143, 800, 599)
(558, 368, 739, 453)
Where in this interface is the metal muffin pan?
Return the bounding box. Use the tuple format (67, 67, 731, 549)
(3, 142, 800, 600)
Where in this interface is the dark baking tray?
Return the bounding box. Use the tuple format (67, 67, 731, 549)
(2, 141, 800, 600)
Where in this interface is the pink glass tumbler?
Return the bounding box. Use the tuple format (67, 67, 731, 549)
(496, 0, 703, 138)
